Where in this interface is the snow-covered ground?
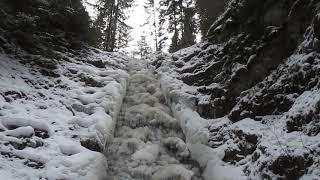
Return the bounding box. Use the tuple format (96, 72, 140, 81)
(2, 42, 320, 180)
(0, 50, 129, 180)
(156, 65, 247, 180)
(150, 42, 320, 179)
(105, 60, 203, 180)
(0, 50, 224, 180)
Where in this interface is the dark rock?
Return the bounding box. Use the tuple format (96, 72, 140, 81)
(2, 90, 26, 102)
(155, 0, 319, 120)
(40, 69, 60, 78)
(313, 14, 320, 39)
(79, 74, 104, 87)
(223, 148, 244, 164)
(80, 138, 102, 152)
(68, 68, 78, 74)
(6, 141, 26, 150)
(87, 60, 105, 68)
(270, 155, 313, 180)
(24, 159, 45, 169)
(222, 129, 258, 164)
(34, 128, 49, 139)
(70, 41, 85, 50)
(32, 57, 57, 70)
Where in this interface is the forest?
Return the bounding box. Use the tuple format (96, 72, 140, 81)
(0, 0, 226, 55)
(0, 0, 320, 180)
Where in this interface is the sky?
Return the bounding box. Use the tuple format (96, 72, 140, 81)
(84, 0, 159, 55)
(124, 0, 156, 54)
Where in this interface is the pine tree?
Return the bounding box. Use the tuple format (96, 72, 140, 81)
(94, 0, 133, 52)
(195, 0, 226, 37)
(179, 7, 196, 49)
(144, 0, 158, 51)
(158, 0, 197, 52)
(158, 0, 182, 52)
(137, 35, 152, 58)
(4, 0, 94, 44)
(169, 31, 180, 53)
(157, 7, 168, 52)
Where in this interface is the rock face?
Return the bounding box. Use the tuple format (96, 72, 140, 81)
(155, 0, 320, 121)
(153, 0, 320, 179)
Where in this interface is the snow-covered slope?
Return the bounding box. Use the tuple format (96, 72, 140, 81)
(0, 49, 129, 179)
(151, 0, 320, 179)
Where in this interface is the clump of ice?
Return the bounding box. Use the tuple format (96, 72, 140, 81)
(152, 164, 194, 180)
(4, 126, 34, 138)
(119, 126, 152, 142)
(132, 144, 160, 162)
(0, 117, 51, 135)
(164, 137, 189, 159)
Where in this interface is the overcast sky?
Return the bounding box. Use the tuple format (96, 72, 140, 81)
(84, 0, 159, 55)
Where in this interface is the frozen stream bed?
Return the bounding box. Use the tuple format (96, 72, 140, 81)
(105, 60, 204, 180)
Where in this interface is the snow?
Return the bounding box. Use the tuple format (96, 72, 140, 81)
(150, 45, 320, 179)
(0, 51, 129, 180)
(151, 53, 250, 179)
(187, 143, 246, 180)
(287, 90, 320, 119)
(104, 61, 204, 179)
(44, 149, 108, 180)
(132, 144, 160, 162)
(119, 126, 152, 142)
(0, 117, 51, 135)
(4, 126, 34, 138)
(163, 137, 189, 158)
(0, 171, 22, 180)
(2, 31, 320, 179)
(151, 52, 239, 179)
(152, 164, 194, 180)
(203, 160, 246, 180)
(157, 74, 209, 145)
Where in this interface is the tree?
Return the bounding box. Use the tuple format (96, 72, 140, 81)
(169, 31, 180, 53)
(137, 35, 152, 58)
(156, 7, 168, 52)
(179, 7, 196, 49)
(2, 0, 95, 47)
(158, 0, 197, 52)
(94, 0, 133, 52)
(195, 0, 226, 37)
(144, 0, 159, 51)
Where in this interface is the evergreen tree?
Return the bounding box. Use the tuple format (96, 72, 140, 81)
(2, 0, 95, 49)
(195, 0, 226, 37)
(169, 30, 180, 53)
(157, 7, 168, 52)
(158, 0, 197, 52)
(179, 7, 196, 49)
(94, 0, 133, 52)
(144, 0, 158, 51)
(137, 35, 152, 58)
(158, 0, 182, 52)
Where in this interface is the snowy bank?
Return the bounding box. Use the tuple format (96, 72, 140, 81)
(155, 64, 246, 179)
(0, 50, 129, 180)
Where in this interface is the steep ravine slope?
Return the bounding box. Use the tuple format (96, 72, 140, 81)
(152, 0, 320, 179)
(0, 49, 129, 179)
(0, 1, 132, 179)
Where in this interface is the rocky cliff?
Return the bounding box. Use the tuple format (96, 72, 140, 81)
(152, 0, 320, 179)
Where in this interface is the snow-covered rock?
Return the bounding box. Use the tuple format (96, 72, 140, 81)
(151, 1, 320, 179)
(0, 50, 129, 180)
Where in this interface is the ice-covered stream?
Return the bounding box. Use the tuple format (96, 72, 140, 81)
(105, 60, 204, 180)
